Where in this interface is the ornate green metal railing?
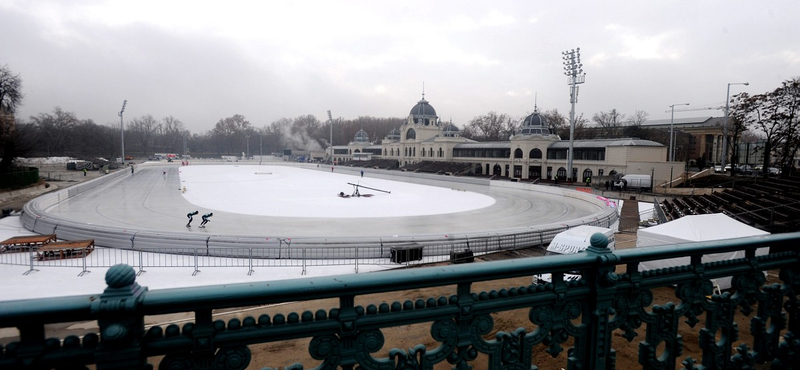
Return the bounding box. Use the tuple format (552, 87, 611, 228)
(0, 232, 798, 370)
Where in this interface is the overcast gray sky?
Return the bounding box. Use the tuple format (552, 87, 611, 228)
(2, 1, 798, 133)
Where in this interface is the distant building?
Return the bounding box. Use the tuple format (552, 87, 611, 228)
(332, 93, 674, 185)
(641, 117, 729, 165)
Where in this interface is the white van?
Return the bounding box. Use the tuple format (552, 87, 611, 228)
(533, 225, 616, 284)
(613, 174, 651, 191)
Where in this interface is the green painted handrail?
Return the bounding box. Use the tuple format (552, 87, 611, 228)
(0, 232, 798, 370)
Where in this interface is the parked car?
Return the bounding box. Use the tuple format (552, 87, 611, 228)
(714, 165, 723, 173)
(738, 165, 754, 175)
(768, 167, 781, 176)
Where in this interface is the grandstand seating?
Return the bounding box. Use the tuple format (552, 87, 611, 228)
(658, 175, 800, 233)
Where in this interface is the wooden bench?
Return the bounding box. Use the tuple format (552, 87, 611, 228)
(36, 240, 95, 261)
(0, 234, 57, 252)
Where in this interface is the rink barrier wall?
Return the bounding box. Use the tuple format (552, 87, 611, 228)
(1, 216, 616, 275)
(19, 164, 619, 260)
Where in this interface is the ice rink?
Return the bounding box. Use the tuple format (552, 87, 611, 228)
(0, 162, 614, 302)
(38, 163, 603, 238)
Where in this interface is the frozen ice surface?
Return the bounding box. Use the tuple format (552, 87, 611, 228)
(179, 165, 495, 218)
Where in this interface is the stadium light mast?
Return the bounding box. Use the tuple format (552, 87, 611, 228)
(669, 103, 690, 162)
(119, 100, 127, 165)
(563, 48, 585, 182)
(327, 110, 334, 163)
(722, 82, 748, 170)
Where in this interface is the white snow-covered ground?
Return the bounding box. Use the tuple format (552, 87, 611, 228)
(179, 165, 495, 218)
(0, 215, 394, 301)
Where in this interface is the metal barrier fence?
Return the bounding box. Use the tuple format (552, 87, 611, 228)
(0, 232, 797, 370)
(1, 220, 608, 275)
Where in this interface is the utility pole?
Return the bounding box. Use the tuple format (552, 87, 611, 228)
(563, 48, 585, 182)
(119, 100, 127, 165)
(722, 82, 749, 172)
(669, 103, 690, 162)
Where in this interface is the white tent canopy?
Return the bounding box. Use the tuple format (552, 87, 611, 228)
(637, 213, 769, 290)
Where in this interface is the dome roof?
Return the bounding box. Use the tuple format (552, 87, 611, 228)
(353, 129, 369, 143)
(386, 128, 401, 140)
(520, 109, 550, 135)
(442, 123, 459, 137)
(410, 98, 437, 117)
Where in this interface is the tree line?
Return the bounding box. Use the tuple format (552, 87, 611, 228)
(1, 63, 797, 175)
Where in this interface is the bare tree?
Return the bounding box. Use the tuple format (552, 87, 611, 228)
(128, 115, 161, 156)
(541, 109, 567, 138)
(211, 114, 251, 155)
(160, 116, 186, 153)
(731, 78, 800, 177)
(623, 110, 649, 138)
(289, 114, 324, 150)
(462, 111, 514, 141)
(592, 109, 626, 138)
(30, 107, 79, 156)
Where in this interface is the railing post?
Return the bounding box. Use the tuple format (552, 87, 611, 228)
(136, 250, 146, 276)
(301, 248, 306, 275)
(354, 247, 359, 274)
(91, 264, 148, 370)
(248, 248, 254, 276)
(192, 248, 200, 276)
(574, 232, 618, 369)
(23, 248, 38, 275)
(78, 251, 90, 277)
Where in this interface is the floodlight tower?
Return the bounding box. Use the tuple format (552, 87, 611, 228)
(327, 110, 334, 162)
(722, 82, 749, 170)
(563, 48, 585, 182)
(119, 100, 127, 165)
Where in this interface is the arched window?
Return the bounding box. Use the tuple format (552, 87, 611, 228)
(556, 167, 567, 180)
(529, 148, 542, 159)
(438, 147, 443, 157)
(428, 148, 433, 157)
(493, 164, 502, 176)
(583, 169, 593, 182)
(406, 128, 416, 140)
(514, 148, 523, 159)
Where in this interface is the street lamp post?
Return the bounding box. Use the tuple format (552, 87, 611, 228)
(669, 103, 690, 162)
(119, 100, 127, 165)
(563, 48, 585, 182)
(259, 134, 263, 165)
(722, 82, 749, 170)
(246, 135, 250, 160)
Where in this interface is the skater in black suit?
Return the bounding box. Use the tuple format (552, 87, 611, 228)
(186, 211, 199, 227)
(200, 212, 213, 228)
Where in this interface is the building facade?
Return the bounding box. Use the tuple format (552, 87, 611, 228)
(333, 95, 674, 186)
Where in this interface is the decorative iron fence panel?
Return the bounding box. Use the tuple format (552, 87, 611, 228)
(0, 232, 797, 370)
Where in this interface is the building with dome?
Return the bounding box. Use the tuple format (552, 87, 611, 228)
(331, 93, 673, 186)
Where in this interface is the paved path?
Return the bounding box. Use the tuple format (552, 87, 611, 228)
(40, 163, 605, 239)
